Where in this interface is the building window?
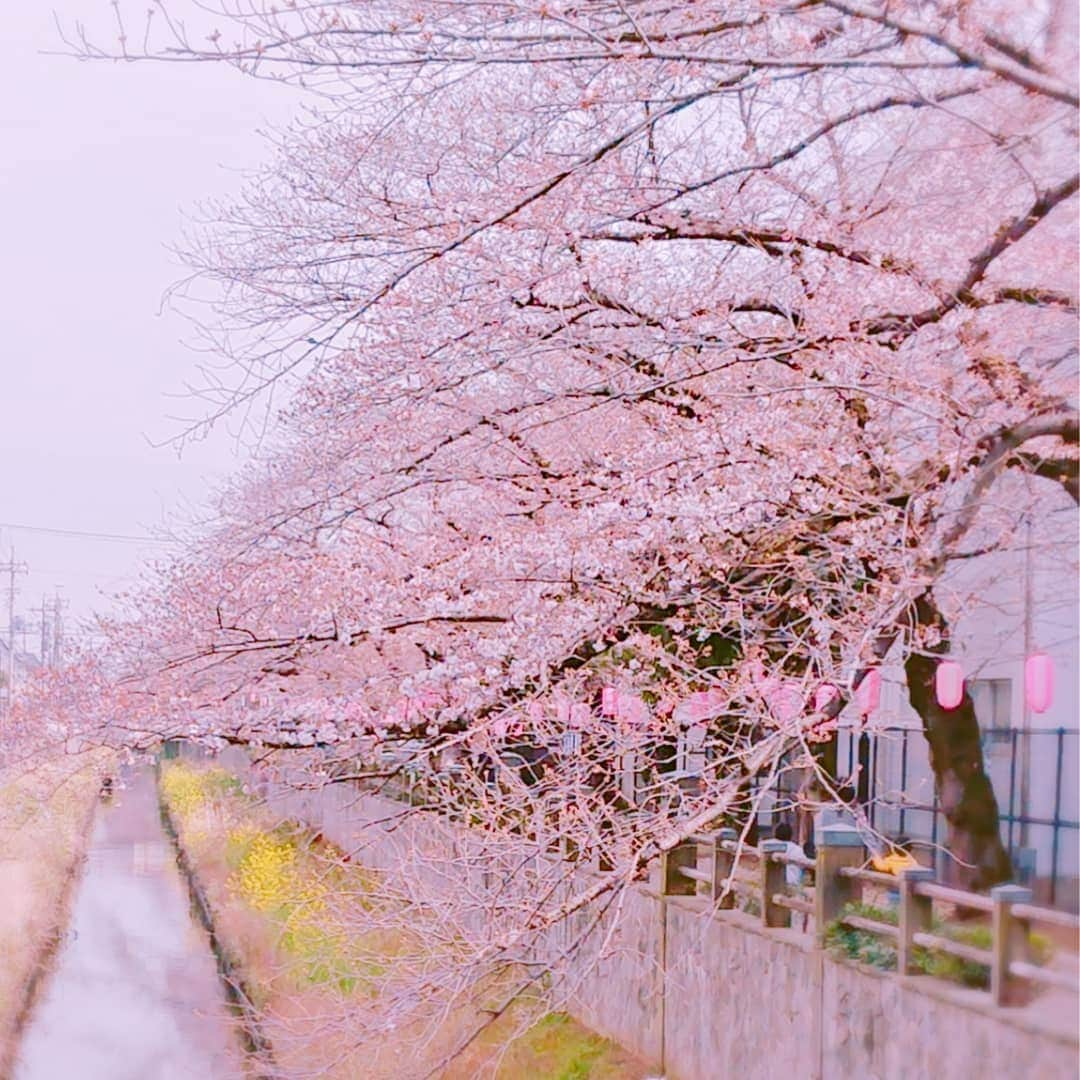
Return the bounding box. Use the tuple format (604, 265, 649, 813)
(969, 678, 1012, 742)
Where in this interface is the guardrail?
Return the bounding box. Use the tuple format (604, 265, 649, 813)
(661, 823, 1080, 1008)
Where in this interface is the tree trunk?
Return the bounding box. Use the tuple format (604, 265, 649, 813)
(905, 592, 1012, 892)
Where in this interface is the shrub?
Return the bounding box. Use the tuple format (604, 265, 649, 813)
(825, 901, 1054, 991)
(233, 831, 301, 914)
(824, 902, 898, 972)
(160, 761, 209, 818)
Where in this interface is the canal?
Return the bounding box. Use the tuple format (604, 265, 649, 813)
(14, 767, 242, 1079)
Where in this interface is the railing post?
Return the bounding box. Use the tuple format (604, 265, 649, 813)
(761, 839, 790, 928)
(897, 867, 935, 975)
(991, 884, 1032, 1006)
(814, 824, 865, 946)
(662, 839, 698, 896)
(712, 827, 737, 908)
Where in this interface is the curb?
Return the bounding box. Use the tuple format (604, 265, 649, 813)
(156, 770, 279, 1079)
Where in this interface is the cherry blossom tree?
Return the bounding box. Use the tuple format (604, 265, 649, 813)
(20, 0, 1075, 1046)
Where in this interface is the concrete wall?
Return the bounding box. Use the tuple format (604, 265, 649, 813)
(820, 959, 1078, 1080)
(271, 784, 1078, 1080)
(563, 881, 665, 1066)
(657, 897, 1077, 1080)
(662, 905, 822, 1080)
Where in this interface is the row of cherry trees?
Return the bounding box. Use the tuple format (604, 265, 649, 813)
(15, 0, 1077, 1058)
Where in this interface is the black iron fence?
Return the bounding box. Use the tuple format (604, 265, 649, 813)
(757, 725, 1080, 911)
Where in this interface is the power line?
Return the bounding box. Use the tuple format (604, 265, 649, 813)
(0, 521, 179, 546)
(25, 566, 132, 580)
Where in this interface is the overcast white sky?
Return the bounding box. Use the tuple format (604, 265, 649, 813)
(0, 4, 295, 640)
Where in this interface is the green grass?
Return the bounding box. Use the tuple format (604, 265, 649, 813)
(162, 761, 645, 1078)
(825, 901, 1053, 989)
(474, 1010, 633, 1079)
(531, 1014, 607, 1078)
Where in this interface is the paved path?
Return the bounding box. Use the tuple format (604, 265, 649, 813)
(15, 768, 242, 1080)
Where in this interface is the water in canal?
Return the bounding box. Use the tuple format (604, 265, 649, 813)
(15, 767, 243, 1080)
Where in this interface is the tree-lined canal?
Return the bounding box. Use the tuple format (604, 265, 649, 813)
(15, 768, 240, 1080)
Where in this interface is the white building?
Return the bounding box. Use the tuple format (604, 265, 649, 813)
(833, 488, 1079, 909)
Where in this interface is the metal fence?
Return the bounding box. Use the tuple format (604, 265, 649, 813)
(757, 725, 1080, 911)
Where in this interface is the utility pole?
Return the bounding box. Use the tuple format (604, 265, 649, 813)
(0, 547, 29, 712)
(1019, 514, 1034, 848)
(52, 590, 66, 669)
(39, 595, 51, 669)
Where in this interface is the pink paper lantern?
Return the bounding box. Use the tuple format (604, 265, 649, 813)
(855, 669, 881, 717)
(814, 683, 838, 713)
(682, 692, 709, 723)
(935, 660, 964, 711)
(601, 686, 619, 716)
(682, 689, 724, 723)
(1025, 653, 1055, 714)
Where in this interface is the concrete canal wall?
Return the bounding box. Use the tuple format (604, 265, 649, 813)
(269, 781, 1079, 1080)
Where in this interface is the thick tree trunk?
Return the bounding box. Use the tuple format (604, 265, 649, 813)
(905, 593, 1012, 892)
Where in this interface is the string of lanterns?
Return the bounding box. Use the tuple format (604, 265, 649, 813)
(932, 653, 1055, 713)
(594, 650, 1056, 731)
(851, 653, 1055, 716)
(474, 651, 1058, 743)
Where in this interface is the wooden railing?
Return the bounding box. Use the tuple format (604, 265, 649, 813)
(662, 827, 816, 929)
(364, 766, 1078, 1009)
(661, 823, 1080, 1008)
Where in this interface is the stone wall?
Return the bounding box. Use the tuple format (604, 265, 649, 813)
(651, 893, 1079, 1080)
(271, 781, 1079, 1080)
(820, 958, 1078, 1080)
(563, 882, 665, 1065)
(662, 904, 822, 1080)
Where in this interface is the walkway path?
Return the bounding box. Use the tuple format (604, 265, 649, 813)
(15, 767, 241, 1080)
